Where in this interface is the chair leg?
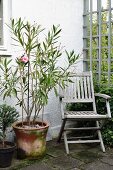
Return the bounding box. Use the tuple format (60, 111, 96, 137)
(96, 121, 105, 152)
(57, 119, 66, 143)
(64, 131, 69, 154)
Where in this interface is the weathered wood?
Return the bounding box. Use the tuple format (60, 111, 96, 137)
(57, 119, 66, 143)
(64, 127, 101, 131)
(80, 76, 84, 99)
(58, 71, 111, 154)
(64, 111, 108, 119)
(96, 121, 105, 152)
(95, 93, 111, 99)
(67, 140, 100, 144)
(106, 100, 111, 118)
(62, 99, 94, 103)
(67, 135, 94, 139)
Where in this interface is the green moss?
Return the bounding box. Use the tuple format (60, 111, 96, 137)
(71, 150, 102, 163)
(28, 148, 46, 158)
(30, 129, 47, 136)
(9, 159, 42, 170)
(9, 154, 51, 170)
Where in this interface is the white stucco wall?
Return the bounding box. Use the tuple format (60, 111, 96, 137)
(12, 0, 83, 50)
(7, 0, 83, 138)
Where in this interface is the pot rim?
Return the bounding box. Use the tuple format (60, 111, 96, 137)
(12, 120, 49, 131)
(0, 141, 16, 151)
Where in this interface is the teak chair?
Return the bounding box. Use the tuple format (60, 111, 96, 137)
(57, 71, 111, 154)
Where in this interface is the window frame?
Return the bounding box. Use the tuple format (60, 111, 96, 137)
(0, 0, 12, 56)
(0, 0, 3, 46)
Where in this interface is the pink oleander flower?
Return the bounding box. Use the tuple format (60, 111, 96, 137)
(20, 55, 29, 63)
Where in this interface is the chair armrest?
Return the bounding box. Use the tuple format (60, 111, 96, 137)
(95, 93, 111, 100)
(95, 93, 111, 118)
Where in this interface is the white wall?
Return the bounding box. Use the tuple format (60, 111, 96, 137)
(12, 0, 83, 53)
(11, 0, 83, 138)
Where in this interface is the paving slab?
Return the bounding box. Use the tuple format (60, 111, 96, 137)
(45, 154, 83, 170)
(101, 156, 113, 166)
(83, 160, 113, 170)
(70, 150, 102, 163)
(70, 168, 81, 170)
(21, 163, 53, 170)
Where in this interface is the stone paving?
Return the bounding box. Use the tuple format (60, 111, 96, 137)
(1, 139, 113, 170)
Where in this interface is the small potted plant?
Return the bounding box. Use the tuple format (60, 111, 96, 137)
(0, 18, 79, 159)
(0, 104, 19, 168)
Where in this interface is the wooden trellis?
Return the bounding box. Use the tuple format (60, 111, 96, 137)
(83, 0, 113, 86)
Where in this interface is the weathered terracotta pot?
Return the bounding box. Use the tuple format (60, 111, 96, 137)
(12, 121, 49, 159)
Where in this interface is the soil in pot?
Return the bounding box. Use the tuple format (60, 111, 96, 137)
(0, 141, 16, 168)
(12, 121, 49, 159)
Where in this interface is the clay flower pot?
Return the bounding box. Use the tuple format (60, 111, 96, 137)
(12, 121, 49, 159)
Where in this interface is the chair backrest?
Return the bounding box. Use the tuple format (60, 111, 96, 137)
(62, 71, 95, 104)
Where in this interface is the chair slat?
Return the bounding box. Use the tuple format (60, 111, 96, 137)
(73, 77, 76, 98)
(87, 76, 91, 99)
(62, 72, 94, 101)
(80, 76, 84, 99)
(83, 76, 88, 99)
(77, 77, 80, 99)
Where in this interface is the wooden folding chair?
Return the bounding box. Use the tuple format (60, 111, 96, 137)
(57, 71, 111, 154)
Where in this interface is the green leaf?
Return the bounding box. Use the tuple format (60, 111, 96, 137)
(54, 87, 58, 96)
(12, 88, 17, 97)
(22, 77, 26, 84)
(54, 29, 62, 37)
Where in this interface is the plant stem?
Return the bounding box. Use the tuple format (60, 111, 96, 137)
(27, 55, 30, 126)
(19, 66, 24, 126)
(2, 139, 5, 148)
(34, 54, 38, 124)
(2, 128, 5, 148)
(29, 64, 35, 118)
(41, 107, 44, 126)
(16, 96, 27, 114)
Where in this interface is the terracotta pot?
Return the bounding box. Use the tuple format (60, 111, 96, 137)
(12, 121, 49, 159)
(0, 141, 16, 168)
